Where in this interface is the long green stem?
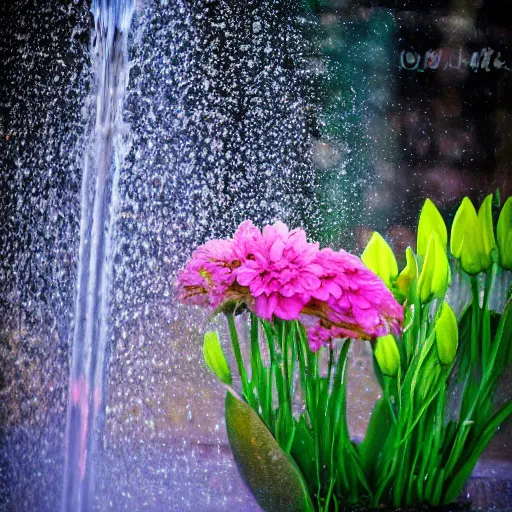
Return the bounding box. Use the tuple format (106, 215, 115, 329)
(227, 313, 250, 399)
(470, 276, 480, 366)
(407, 283, 420, 364)
(282, 321, 291, 409)
(482, 263, 498, 369)
(249, 313, 261, 383)
(224, 286, 511, 511)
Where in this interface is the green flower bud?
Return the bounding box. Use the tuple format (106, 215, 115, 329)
(203, 331, 232, 385)
(374, 334, 400, 377)
(418, 233, 450, 303)
(435, 302, 458, 365)
(451, 197, 478, 273)
(417, 199, 447, 258)
(396, 246, 418, 297)
(478, 194, 497, 269)
(361, 232, 398, 289)
(497, 196, 512, 270)
(450, 196, 496, 275)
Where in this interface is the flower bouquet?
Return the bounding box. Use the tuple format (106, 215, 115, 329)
(176, 195, 512, 511)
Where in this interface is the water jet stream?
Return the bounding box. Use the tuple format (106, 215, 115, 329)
(61, 1, 135, 510)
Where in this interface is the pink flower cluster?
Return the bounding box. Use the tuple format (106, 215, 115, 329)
(176, 221, 403, 351)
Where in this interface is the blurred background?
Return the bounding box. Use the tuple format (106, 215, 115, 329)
(0, 0, 511, 510)
(306, 0, 512, 252)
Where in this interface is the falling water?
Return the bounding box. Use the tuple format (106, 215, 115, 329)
(0, 0, 320, 508)
(61, 1, 136, 510)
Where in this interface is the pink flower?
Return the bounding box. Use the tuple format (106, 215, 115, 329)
(303, 321, 332, 352)
(234, 221, 323, 321)
(232, 220, 261, 261)
(175, 220, 404, 352)
(176, 238, 239, 309)
(301, 248, 404, 351)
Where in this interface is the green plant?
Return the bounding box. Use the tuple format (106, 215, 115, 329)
(361, 194, 512, 507)
(190, 195, 511, 511)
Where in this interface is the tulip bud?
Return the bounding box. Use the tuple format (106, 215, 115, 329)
(450, 196, 496, 275)
(203, 331, 232, 385)
(435, 302, 458, 365)
(396, 246, 418, 297)
(478, 194, 497, 269)
(451, 197, 478, 272)
(362, 232, 398, 289)
(374, 334, 400, 377)
(417, 198, 447, 258)
(418, 233, 450, 303)
(497, 197, 512, 270)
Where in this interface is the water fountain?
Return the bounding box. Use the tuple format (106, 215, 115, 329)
(0, 0, 316, 509)
(61, 1, 136, 509)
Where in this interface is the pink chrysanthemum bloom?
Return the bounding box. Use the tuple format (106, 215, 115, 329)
(176, 220, 404, 352)
(302, 248, 404, 351)
(176, 238, 240, 309)
(232, 220, 261, 261)
(234, 221, 323, 321)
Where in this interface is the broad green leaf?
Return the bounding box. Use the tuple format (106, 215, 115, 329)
(432, 468, 445, 505)
(444, 401, 512, 503)
(290, 417, 317, 490)
(359, 398, 395, 486)
(328, 341, 351, 441)
(249, 313, 261, 386)
(484, 301, 512, 393)
(225, 392, 315, 512)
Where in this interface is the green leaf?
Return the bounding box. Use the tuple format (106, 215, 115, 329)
(494, 189, 501, 208)
(203, 331, 232, 385)
(372, 351, 385, 391)
(225, 392, 315, 512)
(359, 398, 395, 487)
(432, 468, 445, 505)
(482, 301, 512, 395)
(328, 341, 351, 441)
(290, 417, 317, 489)
(444, 401, 512, 504)
(250, 313, 261, 386)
